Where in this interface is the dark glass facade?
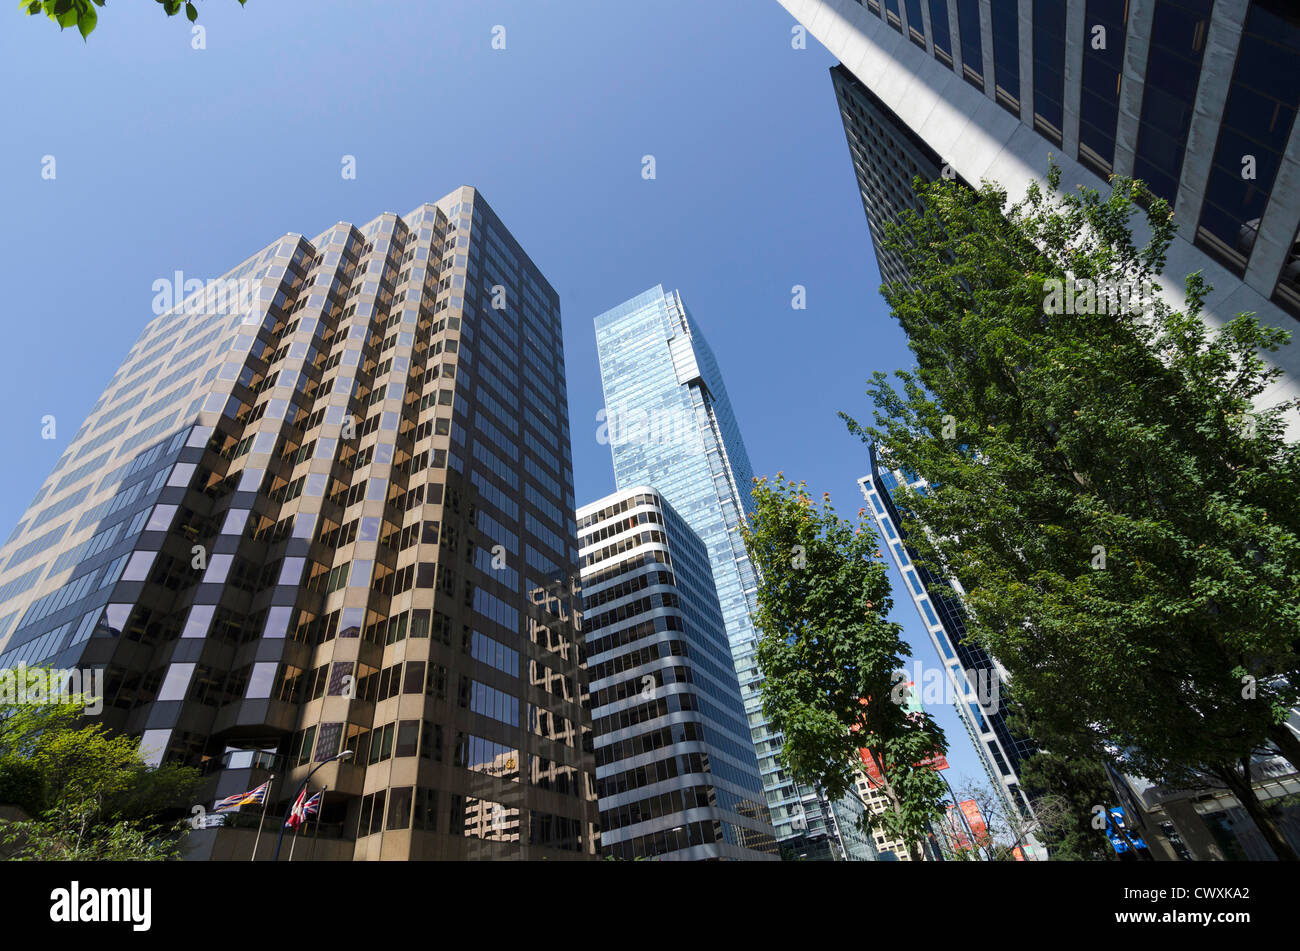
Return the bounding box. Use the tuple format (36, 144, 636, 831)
(904, 0, 926, 49)
(929, 0, 953, 66)
(956, 0, 985, 90)
(990, 0, 1021, 115)
(1078, 0, 1130, 176)
(1195, 0, 1300, 275)
(884, 0, 903, 33)
(1132, 0, 1213, 205)
(1032, 0, 1068, 144)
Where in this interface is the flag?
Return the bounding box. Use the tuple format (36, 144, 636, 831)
(213, 780, 270, 813)
(285, 788, 322, 830)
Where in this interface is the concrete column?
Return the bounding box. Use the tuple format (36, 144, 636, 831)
(1112, 0, 1155, 179)
(1062, 0, 1086, 158)
(979, 0, 996, 100)
(1173, 0, 1247, 239)
(1018, 0, 1035, 126)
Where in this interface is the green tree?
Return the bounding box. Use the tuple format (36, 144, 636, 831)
(1008, 718, 1119, 861)
(740, 474, 950, 861)
(18, 0, 247, 40)
(0, 674, 201, 860)
(847, 164, 1300, 859)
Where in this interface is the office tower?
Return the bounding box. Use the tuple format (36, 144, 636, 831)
(859, 445, 1043, 856)
(593, 285, 874, 859)
(854, 773, 914, 859)
(577, 487, 778, 860)
(0, 188, 599, 860)
(784, 0, 1300, 411)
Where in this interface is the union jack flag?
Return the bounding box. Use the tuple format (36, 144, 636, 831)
(285, 789, 323, 830)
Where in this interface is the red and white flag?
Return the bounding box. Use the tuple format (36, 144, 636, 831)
(284, 787, 321, 830)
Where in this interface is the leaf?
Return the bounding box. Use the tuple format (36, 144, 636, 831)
(185, 1, 197, 21)
(77, 0, 95, 36)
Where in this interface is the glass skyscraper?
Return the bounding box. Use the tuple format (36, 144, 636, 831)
(578, 486, 778, 860)
(593, 285, 874, 858)
(859, 446, 1038, 828)
(783, 0, 1300, 413)
(0, 187, 599, 860)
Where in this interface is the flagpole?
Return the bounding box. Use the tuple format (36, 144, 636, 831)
(249, 774, 275, 862)
(289, 812, 300, 862)
(274, 750, 353, 861)
(310, 786, 328, 862)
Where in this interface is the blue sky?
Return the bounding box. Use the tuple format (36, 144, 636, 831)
(0, 0, 989, 795)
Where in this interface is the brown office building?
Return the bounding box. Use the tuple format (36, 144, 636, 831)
(0, 187, 598, 860)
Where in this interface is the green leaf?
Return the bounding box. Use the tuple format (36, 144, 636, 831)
(185, 1, 197, 22)
(77, 1, 95, 36)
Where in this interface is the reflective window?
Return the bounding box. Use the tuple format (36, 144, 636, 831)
(904, 0, 926, 48)
(1132, 0, 1213, 204)
(990, 0, 1020, 114)
(956, 0, 984, 89)
(1032, 0, 1067, 144)
(1195, 0, 1300, 275)
(930, 0, 953, 65)
(1272, 222, 1300, 317)
(884, 0, 903, 32)
(1078, 0, 1129, 176)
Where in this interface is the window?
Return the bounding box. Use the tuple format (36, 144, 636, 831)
(395, 720, 420, 757)
(1032, 0, 1067, 144)
(884, 0, 902, 32)
(990, 0, 1020, 114)
(929, 0, 953, 65)
(1132, 0, 1213, 204)
(903, 0, 926, 48)
(1195, 0, 1300, 275)
(956, 0, 984, 89)
(1078, 0, 1129, 176)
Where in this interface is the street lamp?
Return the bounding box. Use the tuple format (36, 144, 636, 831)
(273, 749, 353, 861)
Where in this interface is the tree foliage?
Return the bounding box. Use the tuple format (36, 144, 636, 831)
(18, 0, 247, 40)
(0, 676, 201, 860)
(1007, 712, 1119, 861)
(846, 164, 1300, 859)
(740, 474, 949, 859)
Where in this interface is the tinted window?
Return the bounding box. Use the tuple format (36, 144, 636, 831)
(991, 0, 1021, 114)
(1033, 0, 1068, 143)
(1078, 0, 1129, 176)
(1195, 0, 1300, 274)
(957, 0, 984, 89)
(1132, 0, 1213, 203)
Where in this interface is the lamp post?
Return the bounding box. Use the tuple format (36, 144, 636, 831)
(273, 749, 353, 861)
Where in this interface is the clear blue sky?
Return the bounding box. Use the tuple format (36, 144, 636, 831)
(0, 0, 988, 794)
